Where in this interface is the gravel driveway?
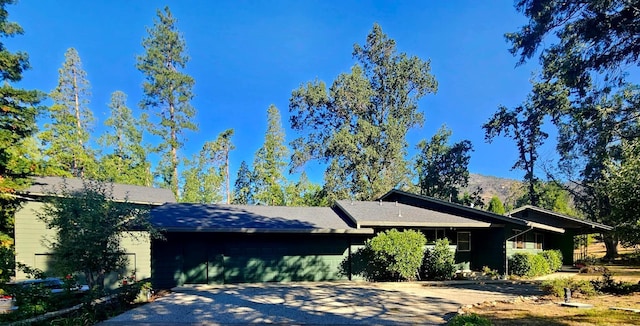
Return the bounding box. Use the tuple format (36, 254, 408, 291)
(101, 281, 542, 325)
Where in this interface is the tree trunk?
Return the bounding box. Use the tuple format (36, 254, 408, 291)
(603, 233, 619, 261)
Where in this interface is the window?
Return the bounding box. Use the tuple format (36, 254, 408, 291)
(535, 233, 544, 249)
(435, 228, 446, 240)
(512, 229, 525, 249)
(457, 232, 470, 252)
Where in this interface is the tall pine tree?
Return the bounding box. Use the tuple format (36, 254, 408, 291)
(0, 0, 44, 245)
(252, 105, 288, 206)
(232, 160, 253, 205)
(41, 47, 96, 178)
(98, 91, 152, 186)
(137, 6, 196, 197)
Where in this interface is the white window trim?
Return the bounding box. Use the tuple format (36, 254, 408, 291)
(457, 231, 471, 252)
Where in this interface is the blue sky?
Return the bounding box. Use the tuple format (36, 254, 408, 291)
(8, 1, 551, 185)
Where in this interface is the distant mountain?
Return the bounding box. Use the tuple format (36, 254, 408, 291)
(462, 173, 523, 207)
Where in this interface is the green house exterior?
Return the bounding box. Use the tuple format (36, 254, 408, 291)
(14, 177, 175, 287)
(149, 190, 612, 287)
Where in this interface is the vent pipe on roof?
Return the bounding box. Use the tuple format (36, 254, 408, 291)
(379, 200, 382, 206)
(398, 208, 402, 217)
(395, 201, 398, 206)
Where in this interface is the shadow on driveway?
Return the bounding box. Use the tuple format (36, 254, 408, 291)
(101, 282, 542, 325)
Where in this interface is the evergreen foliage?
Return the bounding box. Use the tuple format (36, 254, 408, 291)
(41, 47, 97, 178)
(364, 229, 426, 281)
(98, 91, 151, 186)
(181, 129, 234, 204)
(290, 23, 438, 201)
(421, 238, 456, 280)
(232, 160, 253, 205)
(252, 105, 288, 206)
(137, 6, 197, 197)
(487, 196, 505, 215)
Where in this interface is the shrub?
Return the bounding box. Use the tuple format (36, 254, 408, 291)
(447, 313, 492, 326)
(342, 229, 426, 281)
(591, 270, 640, 295)
(421, 238, 456, 280)
(541, 278, 597, 297)
(540, 250, 563, 272)
(508, 252, 550, 277)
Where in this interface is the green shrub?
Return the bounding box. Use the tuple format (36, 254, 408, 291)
(447, 313, 492, 326)
(343, 229, 426, 281)
(591, 270, 640, 295)
(421, 238, 456, 280)
(541, 278, 597, 297)
(509, 252, 551, 277)
(540, 250, 563, 272)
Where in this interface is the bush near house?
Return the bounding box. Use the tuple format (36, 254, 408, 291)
(421, 238, 456, 280)
(343, 229, 426, 281)
(509, 250, 563, 277)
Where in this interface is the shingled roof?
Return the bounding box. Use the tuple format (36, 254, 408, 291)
(335, 200, 491, 228)
(151, 203, 374, 234)
(509, 205, 613, 233)
(24, 176, 176, 205)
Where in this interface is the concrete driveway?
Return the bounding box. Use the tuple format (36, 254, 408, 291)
(101, 281, 542, 325)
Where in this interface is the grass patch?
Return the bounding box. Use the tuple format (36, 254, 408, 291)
(462, 293, 640, 326)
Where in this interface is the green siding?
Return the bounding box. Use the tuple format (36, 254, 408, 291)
(152, 233, 368, 287)
(15, 201, 151, 288)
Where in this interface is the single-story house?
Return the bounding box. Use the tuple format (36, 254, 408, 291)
(14, 176, 176, 286)
(150, 189, 612, 287)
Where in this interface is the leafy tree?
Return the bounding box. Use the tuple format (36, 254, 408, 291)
(414, 125, 473, 201)
(137, 6, 197, 196)
(506, 0, 640, 94)
(603, 138, 640, 246)
(41, 47, 96, 178)
(98, 91, 152, 186)
(284, 171, 328, 207)
(483, 81, 570, 206)
(487, 196, 506, 215)
(507, 0, 640, 255)
(290, 23, 438, 201)
(252, 105, 288, 206)
(181, 129, 234, 204)
(37, 180, 155, 291)
(232, 160, 252, 205)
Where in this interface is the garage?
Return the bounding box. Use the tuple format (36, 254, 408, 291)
(150, 204, 372, 287)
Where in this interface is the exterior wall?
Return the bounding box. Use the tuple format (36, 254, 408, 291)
(14, 200, 151, 287)
(152, 232, 369, 288)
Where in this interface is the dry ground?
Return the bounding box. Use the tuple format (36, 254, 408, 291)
(461, 293, 640, 325)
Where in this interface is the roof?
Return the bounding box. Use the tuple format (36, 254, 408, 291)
(151, 203, 374, 234)
(335, 200, 491, 228)
(378, 189, 565, 233)
(509, 205, 613, 233)
(23, 176, 176, 205)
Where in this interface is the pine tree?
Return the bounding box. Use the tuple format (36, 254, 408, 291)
(42, 48, 96, 178)
(98, 91, 151, 186)
(0, 0, 45, 242)
(232, 160, 253, 205)
(137, 6, 197, 196)
(487, 196, 505, 215)
(252, 105, 288, 206)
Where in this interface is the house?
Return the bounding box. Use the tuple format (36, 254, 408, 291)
(149, 189, 612, 287)
(14, 176, 176, 286)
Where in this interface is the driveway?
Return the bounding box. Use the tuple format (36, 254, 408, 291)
(101, 281, 542, 325)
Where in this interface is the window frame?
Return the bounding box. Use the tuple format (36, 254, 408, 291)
(457, 231, 471, 252)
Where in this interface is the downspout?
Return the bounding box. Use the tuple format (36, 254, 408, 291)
(504, 226, 534, 278)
